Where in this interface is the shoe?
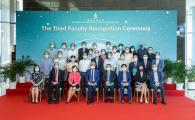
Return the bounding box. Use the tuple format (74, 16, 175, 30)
(153, 100, 157, 105)
(140, 99, 143, 103)
(54, 100, 59, 104)
(145, 100, 149, 104)
(128, 100, 132, 104)
(110, 99, 114, 103)
(121, 100, 125, 104)
(104, 99, 108, 103)
(162, 101, 166, 105)
(48, 101, 52, 104)
(87, 100, 91, 104)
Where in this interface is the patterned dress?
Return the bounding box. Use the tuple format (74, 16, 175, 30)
(31, 72, 44, 91)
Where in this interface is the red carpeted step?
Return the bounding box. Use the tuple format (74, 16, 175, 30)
(165, 90, 184, 96)
(16, 82, 32, 89)
(163, 83, 176, 90)
(6, 88, 29, 95)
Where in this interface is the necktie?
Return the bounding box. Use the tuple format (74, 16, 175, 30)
(91, 70, 94, 82)
(54, 70, 58, 82)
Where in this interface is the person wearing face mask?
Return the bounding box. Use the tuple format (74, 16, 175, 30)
(30, 65, 44, 104)
(117, 44, 125, 54)
(39, 51, 53, 84)
(54, 51, 67, 71)
(105, 41, 112, 53)
(124, 47, 133, 64)
(92, 43, 98, 52)
(48, 62, 64, 104)
(147, 47, 155, 63)
(58, 42, 68, 61)
(67, 43, 78, 60)
(85, 62, 100, 104)
(79, 53, 91, 96)
(66, 66, 81, 103)
(130, 46, 137, 56)
(118, 64, 132, 104)
(46, 42, 57, 60)
(152, 52, 164, 75)
(149, 64, 166, 105)
(66, 55, 79, 73)
(104, 52, 116, 71)
(100, 49, 107, 61)
(103, 64, 116, 103)
(116, 53, 129, 75)
(78, 42, 89, 61)
(112, 46, 120, 62)
(88, 48, 95, 60)
(137, 43, 147, 62)
(135, 65, 148, 104)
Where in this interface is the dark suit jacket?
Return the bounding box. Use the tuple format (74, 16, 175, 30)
(85, 69, 100, 86)
(103, 70, 116, 87)
(141, 60, 152, 74)
(135, 72, 147, 84)
(147, 53, 155, 63)
(118, 71, 132, 88)
(129, 61, 140, 74)
(148, 71, 164, 87)
(91, 57, 104, 70)
(137, 48, 147, 62)
(49, 68, 64, 87)
(152, 59, 164, 73)
(78, 48, 89, 61)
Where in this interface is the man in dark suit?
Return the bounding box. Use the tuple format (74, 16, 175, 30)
(141, 54, 152, 74)
(152, 52, 164, 75)
(118, 64, 132, 104)
(78, 42, 89, 61)
(147, 47, 155, 63)
(85, 62, 100, 104)
(103, 64, 116, 103)
(48, 62, 64, 104)
(117, 44, 125, 54)
(137, 43, 147, 62)
(149, 64, 166, 105)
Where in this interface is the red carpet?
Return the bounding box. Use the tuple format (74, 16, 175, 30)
(0, 95, 195, 120)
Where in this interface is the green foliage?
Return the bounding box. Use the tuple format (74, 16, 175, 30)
(186, 65, 195, 82)
(172, 60, 187, 83)
(164, 59, 175, 78)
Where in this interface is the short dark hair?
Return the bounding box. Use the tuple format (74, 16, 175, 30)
(70, 55, 76, 59)
(121, 64, 127, 67)
(72, 65, 77, 69)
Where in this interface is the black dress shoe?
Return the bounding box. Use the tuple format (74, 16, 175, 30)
(87, 100, 91, 104)
(128, 100, 132, 104)
(153, 101, 157, 104)
(162, 101, 166, 105)
(110, 99, 114, 103)
(104, 99, 108, 103)
(48, 101, 52, 104)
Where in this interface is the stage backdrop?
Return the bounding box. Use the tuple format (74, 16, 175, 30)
(16, 11, 177, 63)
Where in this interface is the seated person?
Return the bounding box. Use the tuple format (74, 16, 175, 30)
(149, 64, 166, 105)
(48, 62, 64, 104)
(30, 65, 44, 104)
(103, 64, 116, 103)
(118, 64, 132, 104)
(85, 62, 100, 104)
(135, 65, 148, 104)
(66, 66, 81, 103)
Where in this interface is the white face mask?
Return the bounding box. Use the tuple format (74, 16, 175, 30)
(108, 55, 112, 59)
(82, 45, 86, 48)
(156, 55, 160, 59)
(119, 46, 123, 50)
(134, 58, 138, 62)
(71, 59, 75, 62)
(50, 44, 54, 48)
(148, 50, 153, 54)
(125, 49, 130, 53)
(93, 46, 97, 49)
(112, 49, 117, 53)
(44, 55, 49, 58)
(54, 65, 58, 69)
(73, 68, 77, 72)
(83, 56, 87, 59)
(106, 45, 111, 48)
(58, 54, 63, 58)
(107, 67, 111, 71)
(62, 45, 66, 49)
(101, 51, 106, 55)
(153, 67, 157, 71)
(122, 67, 127, 71)
(89, 51, 93, 55)
(121, 56, 125, 60)
(91, 66, 95, 69)
(35, 68, 39, 72)
(143, 56, 148, 60)
(95, 54, 99, 57)
(71, 47, 75, 50)
(131, 48, 135, 51)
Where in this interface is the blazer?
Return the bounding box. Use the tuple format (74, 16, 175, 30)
(148, 71, 164, 87)
(68, 72, 81, 85)
(49, 68, 64, 87)
(152, 59, 164, 73)
(85, 69, 100, 86)
(141, 60, 152, 74)
(78, 48, 89, 61)
(135, 72, 147, 84)
(103, 70, 116, 87)
(118, 71, 132, 88)
(147, 53, 155, 63)
(129, 61, 140, 74)
(91, 57, 104, 70)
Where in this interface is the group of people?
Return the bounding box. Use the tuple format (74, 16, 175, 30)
(30, 41, 166, 105)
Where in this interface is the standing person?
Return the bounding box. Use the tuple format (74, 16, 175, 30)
(118, 64, 132, 104)
(48, 62, 64, 104)
(147, 47, 155, 63)
(54, 51, 67, 71)
(112, 46, 120, 62)
(46, 42, 57, 60)
(103, 64, 116, 103)
(85, 62, 100, 104)
(104, 52, 116, 71)
(130, 46, 137, 56)
(58, 42, 68, 61)
(39, 51, 53, 85)
(67, 43, 78, 61)
(124, 47, 133, 64)
(66, 65, 81, 103)
(78, 42, 89, 61)
(30, 65, 44, 104)
(137, 43, 147, 62)
(117, 44, 125, 54)
(152, 52, 164, 75)
(105, 41, 112, 53)
(79, 53, 91, 96)
(135, 65, 148, 104)
(92, 43, 98, 53)
(149, 64, 166, 105)
(100, 49, 107, 61)
(88, 48, 95, 60)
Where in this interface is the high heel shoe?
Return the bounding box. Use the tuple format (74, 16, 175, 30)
(140, 99, 143, 103)
(145, 100, 148, 104)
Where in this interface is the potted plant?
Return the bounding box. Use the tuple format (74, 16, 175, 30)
(15, 56, 35, 83)
(0, 63, 17, 89)
(172, 60, 187, 90)
(164, 59, 175, 84)
(186, 65, 195, 89)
